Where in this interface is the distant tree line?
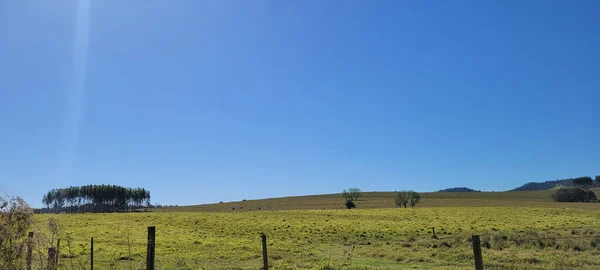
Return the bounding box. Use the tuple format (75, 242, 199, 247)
(512, 175, 600, 191)
(437, 187, 481, 193)
(572, 176, 595, 187)
(41, 185, 151, 213)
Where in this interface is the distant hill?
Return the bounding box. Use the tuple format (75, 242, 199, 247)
(437, 187, 481, 192)
(155, 188, 600, 213)
(511, 179, 575, 191)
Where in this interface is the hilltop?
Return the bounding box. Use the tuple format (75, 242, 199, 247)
(437, 187, 481, 192)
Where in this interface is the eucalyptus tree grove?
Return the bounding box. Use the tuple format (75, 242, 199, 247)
(41, 185, 151, 213)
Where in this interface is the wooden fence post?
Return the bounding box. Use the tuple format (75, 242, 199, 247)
(261, 233, 269, 270)
(472, 235, 484, 270)
(48, 247, 57, 270)
(26, 232, 33, 270)
(90, 237, 94, 270)
(146, 226, 156, 270)
(56, 239, 60, 266)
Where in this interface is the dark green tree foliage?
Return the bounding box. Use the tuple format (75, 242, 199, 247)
(341, 188, 362, 201)
(41, 185, 150, 213)
(344, 200, 356, 209)
(573, 177, 594, 187)
(409, 191, 421, 208)
(395, 191, 410, 208)
(512, 175, 599, 191)
(595, 175, 600, 186)
(587, 190, 597, 201)
(395, 190, 421, 208)
(552, 188, 596, 202)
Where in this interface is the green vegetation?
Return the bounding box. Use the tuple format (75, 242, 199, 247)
(342, 189, 362, 202)
(409, 191, 420, 208)
(0, 196, 33, 269)
(41, 185, 151, 213)
(8, 188, 600, 269)
(573, 177, 594, 188)
(394, 191, 421, 208)
(512, 174, 599, 191)
(344, 200, 356, 209)
(394, 191, 409, 208)
(33, 206, 600, 269)
(552, 188, 597, 202)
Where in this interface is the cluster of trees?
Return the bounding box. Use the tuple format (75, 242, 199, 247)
(342, 188, 362, 201)
(551, 176, 600, 203)
(552, 188, 597, 203)
(340, 188, 422, 209)
(341, 188, 362, 209)
(41, 185, 151, 213)
(572, 176, 597, 188)
(395, 190, 420, 208)
(513, 175, 600, 191)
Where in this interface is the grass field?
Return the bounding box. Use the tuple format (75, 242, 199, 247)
(33, 190, 600, 269)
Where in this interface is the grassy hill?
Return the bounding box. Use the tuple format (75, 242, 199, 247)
(156, 188, 600, 212)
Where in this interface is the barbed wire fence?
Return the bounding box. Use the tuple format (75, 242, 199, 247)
(19, 226, 600, 270)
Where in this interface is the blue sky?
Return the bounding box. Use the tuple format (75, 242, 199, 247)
(1, 1, 599, 207)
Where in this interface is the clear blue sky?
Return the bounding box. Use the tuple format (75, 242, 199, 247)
(1, 1, 599, 208)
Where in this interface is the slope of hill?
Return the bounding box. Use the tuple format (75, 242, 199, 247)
(437, 187, 481, 192)
(156, 188, 600, 212)
(511, 179, 574, 191)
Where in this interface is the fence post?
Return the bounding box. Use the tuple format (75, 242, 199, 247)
(26, 232, 33, 270)
(261, 233, 269, 270)
(146, 226, 156, 270)
(56, 238, 60, 266)
(472, 235, 484, 270)
(48, 247, 57, 270)
(90, 237, 94, 270)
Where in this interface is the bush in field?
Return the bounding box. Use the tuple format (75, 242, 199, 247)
(552, 188, 596, 202)
(586, 190, 597, 201)
(345, 200, 356, 209)
(0, 196, 33, 269)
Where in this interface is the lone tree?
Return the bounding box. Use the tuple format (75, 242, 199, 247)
(409, 191, 421, 208)
(342, 188, 362, 201)
(395, 191, 410, 208)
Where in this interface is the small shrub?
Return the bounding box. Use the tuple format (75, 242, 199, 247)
(345, 200, 356, 209)
(0, 196, 34, 269)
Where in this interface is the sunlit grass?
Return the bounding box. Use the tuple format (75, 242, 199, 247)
(35, 206, 600, 269)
